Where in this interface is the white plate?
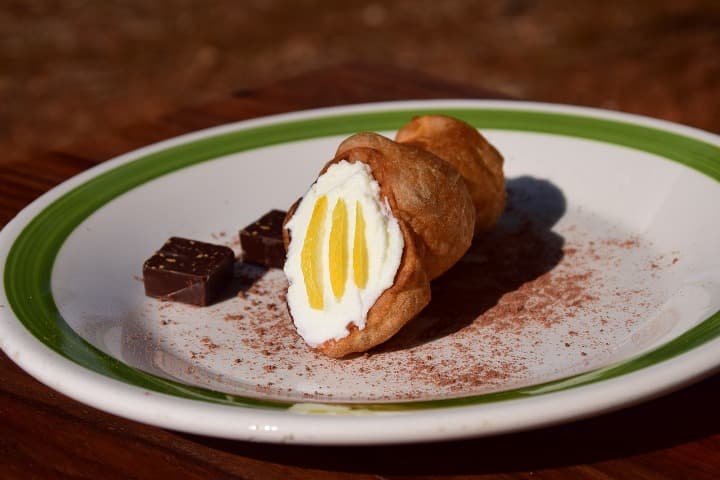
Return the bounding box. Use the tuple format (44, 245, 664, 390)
(1, 100, 719, 444)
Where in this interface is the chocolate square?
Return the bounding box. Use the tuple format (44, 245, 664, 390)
(143, 237, 235, 306)
(239, 210, 287, 268)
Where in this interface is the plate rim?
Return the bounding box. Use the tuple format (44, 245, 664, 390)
(1, 99, 719, 444)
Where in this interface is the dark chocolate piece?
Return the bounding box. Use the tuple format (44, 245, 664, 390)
(239, 210, 287, 268)
(143, 237, 234, 306)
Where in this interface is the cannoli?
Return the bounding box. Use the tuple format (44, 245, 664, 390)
(283, 116, 504, 357)
(396, 114, 506, 232)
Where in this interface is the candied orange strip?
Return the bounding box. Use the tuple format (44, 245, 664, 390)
(328, 198, 348, 300)
(301, 195, 327, 309)
(353, 201, 368, 289)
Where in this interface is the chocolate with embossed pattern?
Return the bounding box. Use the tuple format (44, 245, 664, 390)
(143, 237, 234, 306)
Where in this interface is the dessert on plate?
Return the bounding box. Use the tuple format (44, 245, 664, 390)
(283, 115, 505, 357)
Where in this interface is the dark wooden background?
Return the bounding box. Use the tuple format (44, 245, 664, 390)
(1, 65, 719, 479)
(4, 1, 720, 166)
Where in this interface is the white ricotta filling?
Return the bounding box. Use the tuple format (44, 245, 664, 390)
(284, 160, 404, 347)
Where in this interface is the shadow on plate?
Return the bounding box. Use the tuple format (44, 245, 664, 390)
(375, 175, 567, 353)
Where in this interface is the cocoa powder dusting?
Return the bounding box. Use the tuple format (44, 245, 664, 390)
(143, 178, 670, 402)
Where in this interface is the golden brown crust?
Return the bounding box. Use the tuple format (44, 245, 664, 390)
(282, 120, 503, 358)
(334, 133, 475, 281)
(282, 134, 475, 357)
(395, 115, 506, 232)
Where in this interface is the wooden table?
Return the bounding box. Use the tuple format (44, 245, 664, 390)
(1, 65, 718, 479)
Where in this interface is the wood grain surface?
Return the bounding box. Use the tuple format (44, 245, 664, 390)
(1, 65, 719, 479)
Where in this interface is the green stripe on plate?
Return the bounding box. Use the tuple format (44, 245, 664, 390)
(4, 107, 720, 411)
